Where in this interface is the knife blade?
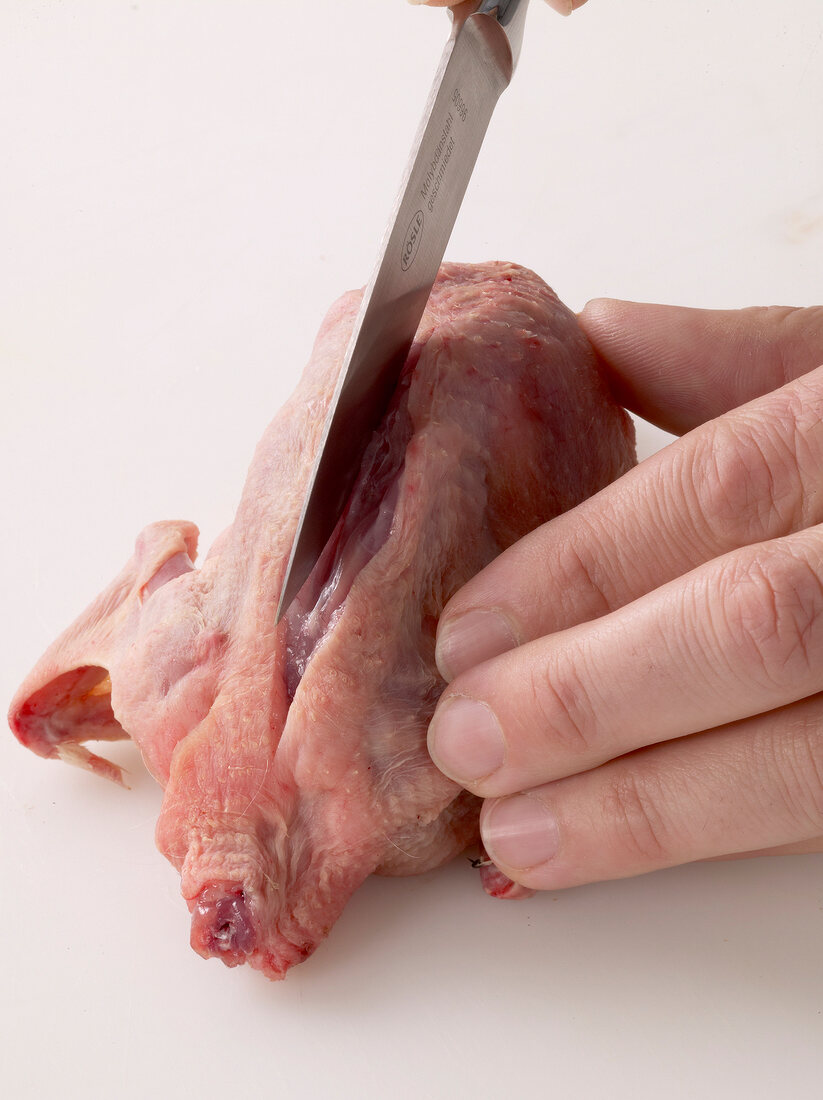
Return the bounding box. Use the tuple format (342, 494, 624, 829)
(276, 0, 529, 621)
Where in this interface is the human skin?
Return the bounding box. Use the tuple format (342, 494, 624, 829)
(413, 0, 823, 888)
(412, 0, 588, 15)
(426, 301, 823, 889)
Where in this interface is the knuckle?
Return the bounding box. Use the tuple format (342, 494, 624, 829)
(601, 770, 671, 866)
(765, 306, 823, 384)
(776, 717, 823, 834)
(778, 374, 823, 528)
(719, 542, 823, 691)
(527, 656, 596, 759)
(686, 371, 823, 549)
(559, 533, 614, 620)
(686, 409, 801, 549)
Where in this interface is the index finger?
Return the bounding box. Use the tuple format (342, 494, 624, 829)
(581, 300, 823, 436)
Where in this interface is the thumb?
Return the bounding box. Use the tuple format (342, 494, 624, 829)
(579, 300, 823, 436)
(408, 1, 588, 13)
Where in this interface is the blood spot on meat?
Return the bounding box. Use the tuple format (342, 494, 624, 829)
(479, 860, 535, 900)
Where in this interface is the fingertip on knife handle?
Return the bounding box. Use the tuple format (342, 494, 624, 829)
(409, 0, 587, 13)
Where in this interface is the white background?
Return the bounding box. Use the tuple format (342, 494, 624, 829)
(2, 1, 823, 1097)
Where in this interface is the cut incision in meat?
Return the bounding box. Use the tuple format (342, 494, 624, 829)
(8, 262, 636, 980)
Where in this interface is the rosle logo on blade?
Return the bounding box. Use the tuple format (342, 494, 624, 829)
(401, 210, 424, 272)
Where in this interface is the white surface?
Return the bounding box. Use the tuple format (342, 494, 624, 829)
(2, 1, 822, 1097)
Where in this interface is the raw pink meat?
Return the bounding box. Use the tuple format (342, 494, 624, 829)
(9, 262, 636, 979)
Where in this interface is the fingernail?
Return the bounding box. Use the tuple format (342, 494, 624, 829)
(436, 609, 520, 681)
(482, 795, 560, 870)
(428, 696, 506, 782)
(545, 0, 574, 15)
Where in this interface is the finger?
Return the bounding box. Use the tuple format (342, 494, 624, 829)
(542, 0, 589, 12)
(410, 1, 588, 11)
(429, 524, 823, 797)
(579, 300, 823, 436)
(707, 837, 823, 860)
(436, 365, 823, 681)
(476, 694, 823, 890)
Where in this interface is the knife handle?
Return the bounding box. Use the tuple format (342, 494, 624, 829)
(478, 0, 529, 24)
(476, 0, 530, 72)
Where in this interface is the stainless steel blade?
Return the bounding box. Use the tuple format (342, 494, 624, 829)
(276, 0, 529, 621)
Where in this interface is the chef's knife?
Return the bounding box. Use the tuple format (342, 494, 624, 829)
(277, 0, 530, 621)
